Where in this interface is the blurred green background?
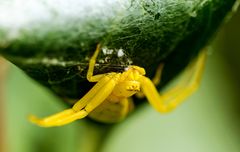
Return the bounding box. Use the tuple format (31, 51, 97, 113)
(2, 4, 240, 152)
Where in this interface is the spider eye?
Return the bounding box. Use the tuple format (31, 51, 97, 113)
(126, 84, 140, 91)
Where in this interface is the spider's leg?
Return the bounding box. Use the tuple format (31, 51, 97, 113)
(136, 64, 164, 98)
(73, 43, 118, 111)
(139, 50, 207, 112)
(29, 109, 88, 127)
(29, 73, 118, 127)
(72, 75, 115, 110)
(161, 50, 207, 102)
(84, 74, 119, 112)
(54, 74, 118, 126)
(74, 43, 118, 111)
(87, 44, 107, 82)
(29, 75, 112, 127)
(152, 63, 164, 85)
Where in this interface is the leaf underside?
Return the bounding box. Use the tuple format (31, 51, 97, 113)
(0, 0, 236, 100)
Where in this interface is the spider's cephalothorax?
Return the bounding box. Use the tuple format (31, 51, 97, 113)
(88, 66, 147, 123)
(112, 66, 145, 98)
(29, 44, 207, 127)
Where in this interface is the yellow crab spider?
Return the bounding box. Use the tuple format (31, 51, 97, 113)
(29, 44, 207, 127)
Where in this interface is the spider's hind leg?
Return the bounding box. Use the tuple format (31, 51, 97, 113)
(161, 49, 207, 106)
(140, 49, 207, 112)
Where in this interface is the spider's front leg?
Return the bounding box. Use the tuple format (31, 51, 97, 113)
(87, 44, 107, 82)
(136, 64, 164, 98)
(29, 73, 118, 127)
(140, 50, 207, 112)
(29, 44, 119, 127)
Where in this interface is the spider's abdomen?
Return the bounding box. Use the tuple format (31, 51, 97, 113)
(88, 96, 133, 123)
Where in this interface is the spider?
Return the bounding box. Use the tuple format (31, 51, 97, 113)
(29, 44, 207, 127)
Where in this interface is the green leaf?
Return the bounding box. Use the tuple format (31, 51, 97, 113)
(0, 0, 236, 100)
